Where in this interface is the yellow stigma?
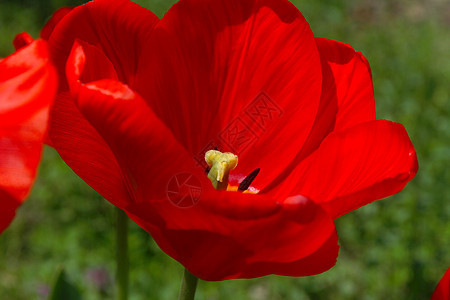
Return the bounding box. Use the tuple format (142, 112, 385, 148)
(205, 150, 238, 190)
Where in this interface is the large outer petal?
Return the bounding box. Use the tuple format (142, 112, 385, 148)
(274, 120, 418, 219)
(432, 267, 450, 300)
(0, 39, 56, 233)
(0, 191, 19, 233)
(40, 7, 74, 41)
(75, 78, 339, 280)
(47, 0, 158, 87)
(49, 92, 133, 208)
(237, 230, 339, 278)
(136, 0, 323, 189)
(48, 41, 132, 208)
(315, 37, 375, 132)
(263, 37, 375, 193)
(46, 0, 158, 207)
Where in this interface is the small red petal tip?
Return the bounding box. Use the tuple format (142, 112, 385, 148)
(13, 32, 34, 50)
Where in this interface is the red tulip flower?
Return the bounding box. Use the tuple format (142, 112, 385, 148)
(44, 0, 417, 280)
(0, 35, 57, 233)
(432, 267, 450, 300)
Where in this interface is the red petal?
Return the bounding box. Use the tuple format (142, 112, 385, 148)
(238, 228, 339, 278)
(316, 38, 375, 131)
(0, 40, 56, 233)
(263, 38, 376, 193)
(75, 78, 338, 280)
(40, 7, 74, 40)
(136, 0, 322, 189)
(275, 120, 418, 219)
(13, 32, 34, 50)
(47, 23, 135, 209)
(432, 267, 450, 300)
(127, 194, 338, 280)
(65, 40, 118, 93)
(48, 92, 133, 209)
(76, 78, 205, 202)
(0, 190, 19, 233)
(47, 0, 158, 87)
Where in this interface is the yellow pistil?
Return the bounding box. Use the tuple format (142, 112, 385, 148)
(205, 150, 238, 190)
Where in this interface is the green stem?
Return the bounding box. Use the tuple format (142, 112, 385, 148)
(116, 207, 129, 300)
(178, 268, 198, 300)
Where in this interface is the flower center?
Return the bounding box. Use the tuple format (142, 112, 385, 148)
(205, 150, 238, 190)
(205, 150, 259, 193)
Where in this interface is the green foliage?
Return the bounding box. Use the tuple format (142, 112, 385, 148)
(49, 268, 82, 300)
(0, 0, 449, 299)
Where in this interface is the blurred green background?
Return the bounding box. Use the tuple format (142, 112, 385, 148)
(0, 0, 449, 299)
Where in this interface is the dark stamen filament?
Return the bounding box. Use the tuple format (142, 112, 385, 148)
(238, 168, 260, 192)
